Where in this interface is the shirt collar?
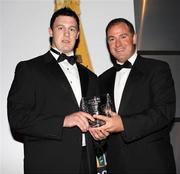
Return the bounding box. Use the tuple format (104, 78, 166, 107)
(128, 52, 137, 66)
(50, 47, 74, 59)
(116, 52, 137, 66)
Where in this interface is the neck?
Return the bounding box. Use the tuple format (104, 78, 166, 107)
(51, 47, 74, 56)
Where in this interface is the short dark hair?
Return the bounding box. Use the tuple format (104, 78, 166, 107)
(50, 7, 80, 30)
(106, 18, 135, 36)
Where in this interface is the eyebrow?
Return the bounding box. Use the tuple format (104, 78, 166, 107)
(55, 24, 78, 29)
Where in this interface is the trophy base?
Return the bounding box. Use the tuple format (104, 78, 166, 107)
(89, 119, 105, 128)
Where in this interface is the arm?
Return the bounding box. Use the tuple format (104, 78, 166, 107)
(7, 62, 95, 140)
(92, 62, 176, 142)
(121, 62, 176, 142)
(7, 62, 64, 140)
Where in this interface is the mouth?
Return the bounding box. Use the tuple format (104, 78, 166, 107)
(62, 39, 70, 44)
(115, 48, 125, 53)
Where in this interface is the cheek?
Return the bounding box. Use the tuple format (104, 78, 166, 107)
(70, 37, 76, 45)
(74, 34, 79, 42)
(54, 35, 61, 44)
(126, 42, 134, 50)
(126, 39, 134, 45)
(108, 46, 114, 54)
(108, 43, 115, 51)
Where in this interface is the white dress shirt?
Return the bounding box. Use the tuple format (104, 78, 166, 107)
(114, 53, 137, 112)
(50, 50, 86, 146)
(50, 50, 82, 106)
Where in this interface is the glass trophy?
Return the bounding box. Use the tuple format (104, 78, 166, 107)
(80, 93, 113, 127)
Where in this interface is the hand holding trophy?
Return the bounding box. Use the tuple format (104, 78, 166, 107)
(80, 93, 113, 127)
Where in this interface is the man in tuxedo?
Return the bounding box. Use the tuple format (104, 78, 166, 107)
(7, 7, 106, 174)
(90, 18, 176, 173)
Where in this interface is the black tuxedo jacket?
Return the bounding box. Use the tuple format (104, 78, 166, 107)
(7, 51, 98, 174)
(98, 55, 176, 173)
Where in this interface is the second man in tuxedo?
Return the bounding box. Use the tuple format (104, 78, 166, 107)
(90, 18, 176, 174)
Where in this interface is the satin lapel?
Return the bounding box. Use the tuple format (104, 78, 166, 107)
(104, 68, 116, 112)
(110, 71, 116, 112)
(77, 63, 88, 97)
(45, 52, 78, 105)
(118, 56, 143, 114)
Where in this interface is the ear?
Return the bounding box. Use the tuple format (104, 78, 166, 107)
(133, 33, 137, 45)
(76, 31, 80, 40)
(48, 27, 53, 37)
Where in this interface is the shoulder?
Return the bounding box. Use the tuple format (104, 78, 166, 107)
(15, 52, 51, 70)
(134, 55, 174, 83)
(136, 55, 171, 72)
(139, 55, 169, 66)
(18, 51, 50, 65)
(98, 67, 115, 80)
(77, 63, 97, 78)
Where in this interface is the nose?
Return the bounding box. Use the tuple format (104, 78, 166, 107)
(64, 29, 70, 37)
(115, 39, 122, 47)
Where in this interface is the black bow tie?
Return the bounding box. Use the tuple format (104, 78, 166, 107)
(50, 47, 76, 65)
(114, 60, 132, 71)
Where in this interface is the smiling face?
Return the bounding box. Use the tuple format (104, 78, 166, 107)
(49, 15, 79, 54)
(107, 22, 137, 63)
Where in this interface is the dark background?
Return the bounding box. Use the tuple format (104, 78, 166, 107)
(134, 0, 180, 172)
